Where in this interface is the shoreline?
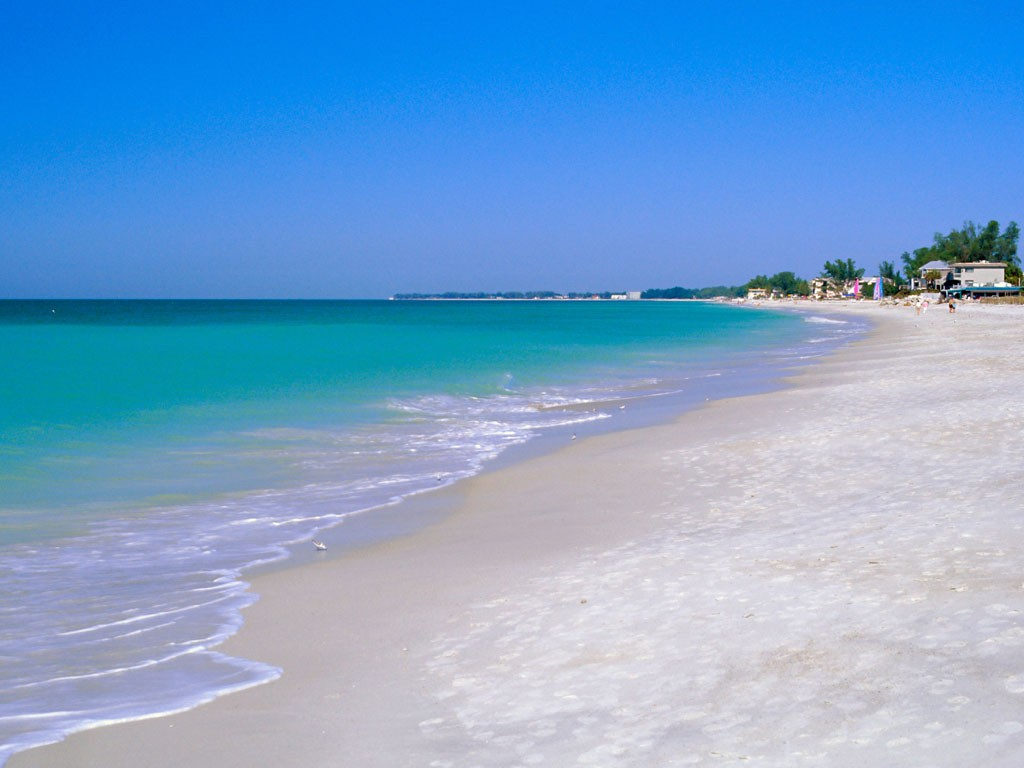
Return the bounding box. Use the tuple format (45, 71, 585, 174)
(238, 302, 852, 578)
(0, 300, 843, 764)
(13, 301, 1024, 766)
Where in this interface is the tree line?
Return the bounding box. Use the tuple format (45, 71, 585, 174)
(642, 218, 1020, 299)
(900, 220, 1019, 283)
(641, 285, 746, 299)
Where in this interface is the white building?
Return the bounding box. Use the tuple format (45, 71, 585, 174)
(949, 261, 1007, 288)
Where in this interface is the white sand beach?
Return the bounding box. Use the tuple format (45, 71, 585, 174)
(13, 301, 1024, 767)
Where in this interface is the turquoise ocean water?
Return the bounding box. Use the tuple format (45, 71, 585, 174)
(0, 299, 866, 761)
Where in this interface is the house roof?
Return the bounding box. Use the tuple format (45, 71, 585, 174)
(919, 260, 949, 271)
(949, 261, 1007, 268)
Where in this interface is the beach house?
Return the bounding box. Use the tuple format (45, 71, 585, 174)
(911, 260, 951, 290)
(810, 278, 833, 298)
(949, 261, 1006, 288)
(745, 287, 769, 301)
(943, 261, 1020, 299)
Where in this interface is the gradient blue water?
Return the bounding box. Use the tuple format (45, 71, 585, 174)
(0, 300, 866, 762)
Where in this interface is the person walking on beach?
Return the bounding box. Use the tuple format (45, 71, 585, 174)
(949, 298, 956, 313)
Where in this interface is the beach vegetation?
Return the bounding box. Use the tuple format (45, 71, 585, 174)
(821, 258, 864, 284)
(1005, 261, 1022, 285)
(641, 285, 746, 299)
(744, 272, 810, 296)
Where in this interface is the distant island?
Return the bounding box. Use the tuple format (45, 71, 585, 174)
(391, 287, 742, 300)
(393, 291, 618, 300)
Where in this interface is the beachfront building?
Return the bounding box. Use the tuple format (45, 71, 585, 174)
(943, 261, 1020, 300)
(949, 261, 1007, 288)
(811, 276, 895, 299)
(809, 278, 833, 298)
(911, 260, 951, 291)
(746, 287, 769, 301)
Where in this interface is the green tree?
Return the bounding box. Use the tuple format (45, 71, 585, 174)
(745, 275, 772, 290)
(995, 221, 1020, 265)
(974, 220, 1001, 261)
(879, 260, 905, 287)
(821, 258, 864, 283)
(742, 272, 811, 296)
(768, 271, 801, 294)
(901, 246, 933, 283)
(1006, 263, 1023, 286)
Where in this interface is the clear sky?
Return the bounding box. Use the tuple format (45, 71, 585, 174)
(2, 2, 1022, 298)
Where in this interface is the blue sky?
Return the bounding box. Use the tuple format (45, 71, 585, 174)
(2, 2, 1022, 298)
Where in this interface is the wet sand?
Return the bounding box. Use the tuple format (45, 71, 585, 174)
(13, 300, 1024, 767)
